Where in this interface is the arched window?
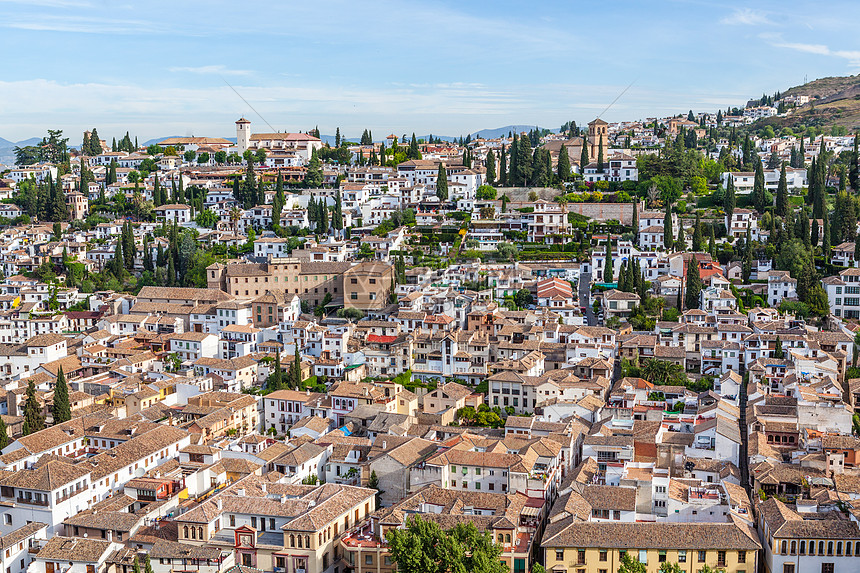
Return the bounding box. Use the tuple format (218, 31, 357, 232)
(828, 541, 834, 556)
(290, 535, 295, 547)
(319, 533, 322, 545)
(819, 541, 825, 555)
(846, 541, 852, 556)
(198, 527, 203, 540)
(799, 541, 806, 555)
(305, 536, 310, 548)
(505, 534, 511, 544)
(184, 526, 189, 538)
(497, 534, 503, 543)
(297, 535, 303, 549)
(781, 541, 787, 555)
(191, 527, 196, 540)
(790, 541, 796, 555)
(837, 542, 843, 556)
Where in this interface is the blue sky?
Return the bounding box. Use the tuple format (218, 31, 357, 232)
(1, 0, 859, 143)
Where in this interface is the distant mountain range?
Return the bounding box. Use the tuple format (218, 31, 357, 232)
(1, 124, 556, 166)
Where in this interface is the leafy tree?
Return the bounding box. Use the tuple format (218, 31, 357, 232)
(22, 380, 44, 435)
(476, 185, 497, 200)
(657, 563, 683, 573)
(685, 257, 701, 310)
(52, 367, 71, 423)
(386, 516, 506, 573)
(436, 163, 448, 200)
(195, 209, 218, 229)
(617, 551, 648, 573)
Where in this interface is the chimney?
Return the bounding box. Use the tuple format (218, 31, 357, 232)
(236, 489, 245, 497)
(216, 498, 222, 510)
(382, 440, 387, 450)
(261, 483, 267, 493)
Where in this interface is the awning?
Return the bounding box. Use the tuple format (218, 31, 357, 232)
(521, 506, 541, 517)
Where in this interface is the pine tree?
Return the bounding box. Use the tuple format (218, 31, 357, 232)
(436, 163, 448, 200)
(557, 146, 570, 181)
(22, 380, 44, 436)
(685, 257, 701, 310)
(692, 211, 703, 252)
(52, 367, 71, 424)
(663, 203, 674, 250)
(486, 149, 496, 184)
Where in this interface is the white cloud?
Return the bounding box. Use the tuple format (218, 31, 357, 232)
(169, 65, 252, 77)
(766, 37, 860, 66)
(720, 8, 773, 26)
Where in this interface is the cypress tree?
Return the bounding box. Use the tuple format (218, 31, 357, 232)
(167, 255, 176, 287)
(52, 367, 71, 424)
(557, 146, 570, 181)
(708, 225, 716, 256)
(509, 135, 519, 185)
(685, 257, 701, 310)
(486, 149, 496, 184)
(269, 352, 283, 391)
(811, 214, 820, 247)
(603, 239, 613, 282)
(22, 380, 44, 436)
(597, 133, 604, 173)
(663, 203, 674, 250)
(692, 211, 703, 252)
(499, 145, 507, 186)
(618, 260, 628, 291)
(333, 192, 343, 231)
(436, 163, 448, 200)
(580, 140, 588, 172)
(724, 176, 736, 225)
(293, 344, 302, 388)
(850, 134, 859, 191)
(753, 160, 766, 212)
(824, 212, 831, 259)
(516, 135, 533, 185)
(776, 163, 789, 218)
(0, 416, 8, 450)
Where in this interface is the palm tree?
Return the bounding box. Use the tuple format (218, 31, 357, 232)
(229, 206, 242, 235)
(642, 358, 685, 385)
